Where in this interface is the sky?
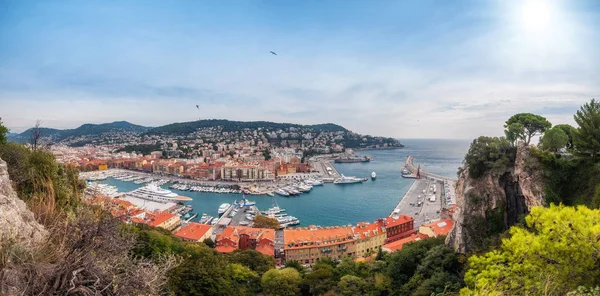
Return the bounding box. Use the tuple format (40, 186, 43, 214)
(1, 0, 599, 139)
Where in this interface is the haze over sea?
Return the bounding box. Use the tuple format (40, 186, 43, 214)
(102, 139, 470, 226)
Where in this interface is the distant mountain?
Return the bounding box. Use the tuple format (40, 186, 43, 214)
(9, 121, 149, 143)
(145, 119, 348, 135)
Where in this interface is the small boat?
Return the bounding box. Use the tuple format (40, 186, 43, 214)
(371, 171, 377, 179)
(275, 189, 290, 196)
(266, 192, 275, 197)
(218, 203, 231, 215)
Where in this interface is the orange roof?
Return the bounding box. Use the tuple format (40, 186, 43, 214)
(174, 222, 212, 241)
(215, 245, 237, 253)
(383, 233, 429, 252)
(284, 226, 355, 249)
(384, 215, 413, 228)
(216, 226, 275, 243)
(353, 221, 385, 240)
(255, 245, 275, 257)
(421, 219, 454, 237)
(145, 211, 177, 227)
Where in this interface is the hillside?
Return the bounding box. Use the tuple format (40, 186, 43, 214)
(145, 119, 348, 135)
(9, 121, 149, 143)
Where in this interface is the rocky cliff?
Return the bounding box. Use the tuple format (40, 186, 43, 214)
(446, 144, 546, 253)
(0, 157, 47, 249)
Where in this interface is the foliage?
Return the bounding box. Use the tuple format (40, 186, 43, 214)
(504, 113, 552, 145)
(228, 249, 276, 274)
(336, 275, 367, 296)
(504, 122, 525, 146)
(116, 143, 162, 155)
(0, 117, 8, 145)
(261, 268, 302, 296)
(574, 98, 600, 159)
(146, 119, 348, 135)
(11, 121, 148, 143)
(303, 263, 338, 295)
(555, 124, 577, 150)
(253, 215, 281, 230)
(542, 126, 569, 152)
(463, 136, 516, 178)
(462, 205, 600, 295)
(203, 237, 215, 248)
(285, 260, 305, 273)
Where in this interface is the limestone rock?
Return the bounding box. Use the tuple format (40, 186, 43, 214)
(446, 143, 545, 253)
(0, 157, 47, 249)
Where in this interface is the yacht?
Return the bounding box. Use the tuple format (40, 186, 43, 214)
(296, 184, 312, 192)
(278, 215, 300, 228)
(125, 183, 192, 203)
(401, 168, 412, 176)
(275, 189, 290, 196)
(333, 175, 367, 184)
(371, 172, 377, 179)
(306, 179, 324, 186)
(218, 203, 231, 215)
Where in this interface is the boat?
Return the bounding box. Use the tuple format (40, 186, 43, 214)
(277, 215, 300, 228)
(199, 213, 213, 224)
(237, 198, 256, 207)
(333, 175, 367, 184)
(184, 212, 198, 222)
(266, 192, 275, 197)
(306, 179, 324, 186)
(296, 184, 312, 192)
(275, 189, 290, 196)
(218, 203, 231, 215)
(371, 171, 377, 179)
(125, 183, 192, 203)
(401, 168, 412, 176)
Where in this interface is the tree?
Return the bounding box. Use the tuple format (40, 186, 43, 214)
(573, 99, 600, 159)
(303, 263, 338, 295)
(30, 119, 43, 150)
(0, 117, 8, 145)
(462, 205, 600, 295)
(203, 237, 215, 248)
(555, 124, 577, 150)
(227, 263, 260, 295)
(253, 215, 280, 230)
(336, 275, 367, 296)
(542, 126, 569, 152)
(228, 249, 275, 274)
(504, 122, 525, 146)
(463, 136, 515, 178)
(504, 113, 552, 145)
(284, 260, 304, 274)
(261, 268, 302, 296)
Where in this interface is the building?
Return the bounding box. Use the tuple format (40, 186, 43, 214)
(132, 211, 181, 231)
(174, 222, 213, 242)
(284, 225, 356, 265)
(215, 226, 275, 257)
(383, 215, 415, 243)
(352, 220, 386, 258)
(419, 219, 454, 238)
(382, 233, 430, 253)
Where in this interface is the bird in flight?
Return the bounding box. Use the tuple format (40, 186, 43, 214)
(196, 105, 199, 109)
(270, 51, 277, 55)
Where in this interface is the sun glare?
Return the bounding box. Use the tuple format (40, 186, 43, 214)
(520, 0, 553, 31)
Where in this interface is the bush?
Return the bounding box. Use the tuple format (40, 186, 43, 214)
(463, 136, 515, 178)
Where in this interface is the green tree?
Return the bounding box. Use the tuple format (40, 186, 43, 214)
(463, 136, 515, 178)
(542, 126, 569, 152)
(336, 275, 367, 296)
(574, 99, 600, 159)
(504, 122, 525, 146)
(284, 260, 304, 274)
(261, 268, 302, 296)
(253, 215, 280, 230)
(303, 263, 338, 295)
(555, 124, 577, 150)
(228, 249, 276, 274)
(0, 117, 8, 145)
(462, 205, 600, 295)
(504, 113, 552, 145)
(227, 263, 260, 295)
(203, 237, 215, 248)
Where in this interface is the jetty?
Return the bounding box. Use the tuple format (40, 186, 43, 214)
(391, 156, 457, 228)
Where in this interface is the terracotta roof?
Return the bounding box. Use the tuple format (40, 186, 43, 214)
(384, 215, 413, 228)
(284, 226, 355, 249)
(421, 219, 454, 237)
(216, 226, 275, 246)
(353, 221, 385, 240)
(383, 233, 429, 252)
(255, 245, 275, 257)
(174, 222, 212, 241)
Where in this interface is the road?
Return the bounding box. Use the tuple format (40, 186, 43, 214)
(391, 179, 443, 228)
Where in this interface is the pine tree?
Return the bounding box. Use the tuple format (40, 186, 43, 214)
(573, 99, 600, 159)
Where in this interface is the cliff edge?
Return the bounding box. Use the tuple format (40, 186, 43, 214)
(0, 157, 47, 249)
(446, 143, 546, 253)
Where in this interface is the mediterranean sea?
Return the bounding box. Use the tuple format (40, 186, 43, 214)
(100, 139, 471, 226)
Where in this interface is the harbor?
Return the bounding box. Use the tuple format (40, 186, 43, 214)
(84, 140, 467, 227)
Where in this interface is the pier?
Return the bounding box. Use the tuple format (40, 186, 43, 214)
(391, 156, 456, 228)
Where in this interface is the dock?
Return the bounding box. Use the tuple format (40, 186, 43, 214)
(391, 156, 456, 228)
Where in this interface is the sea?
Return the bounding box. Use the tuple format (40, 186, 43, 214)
(99, 139, 471, 226)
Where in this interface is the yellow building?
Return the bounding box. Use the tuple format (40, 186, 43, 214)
(353, 221, 386, 257)
(98, 164, 108, 171)
(284, 225, 356, 264)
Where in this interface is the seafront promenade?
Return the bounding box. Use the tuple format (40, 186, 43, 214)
(391, 156, 456, 228)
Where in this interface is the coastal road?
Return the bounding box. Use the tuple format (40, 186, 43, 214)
(391, 179, 443, 228)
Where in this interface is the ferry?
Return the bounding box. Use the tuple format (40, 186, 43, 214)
(218, 203, 231, 215)
(125, 183, 192, 203)
(333, 175, 367, 184)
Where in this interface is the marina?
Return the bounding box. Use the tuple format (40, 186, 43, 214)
(85, 139, 468, 227)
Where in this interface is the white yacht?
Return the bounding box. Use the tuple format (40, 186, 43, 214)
(333, 175, 367, 184)
(218, 203, 231, 215)
(275, 189, 290, 196)
(125, 183, 191, 203)
(371, 172, 377, 179)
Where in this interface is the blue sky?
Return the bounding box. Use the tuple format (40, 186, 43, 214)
(1, 0, 599, 138)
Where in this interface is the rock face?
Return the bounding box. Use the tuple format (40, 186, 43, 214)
(0, 157, 47, 249)
(446, 144, 546, 253)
